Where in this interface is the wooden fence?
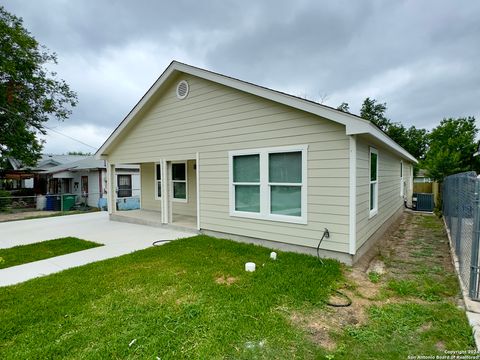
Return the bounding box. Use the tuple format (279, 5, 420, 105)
(413, 182, 439, 206)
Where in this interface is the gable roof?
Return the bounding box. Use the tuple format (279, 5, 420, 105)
(96, 61, 417, 163)
(43, 156, 105, 174)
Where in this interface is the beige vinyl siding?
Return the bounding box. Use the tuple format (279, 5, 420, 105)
(355, 135, 411, 250)
(172, 159, 197, 217)
(140, 163, 161, 211)
(108, 73, 350, 253)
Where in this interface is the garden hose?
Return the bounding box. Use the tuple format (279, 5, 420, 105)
(152, 240, 171, 246)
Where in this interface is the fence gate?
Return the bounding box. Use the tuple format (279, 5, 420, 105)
(443, 172, 480, 300)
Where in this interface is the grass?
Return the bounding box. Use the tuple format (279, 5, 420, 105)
(331, 303, 473, 359)
(0, 237, 102, 269)
(0, 236, 342, 359)
(383, 215, 460, 302)
(0, 214, 474, 359)
(324, 212, 474, 359)
(368, 271, 381, 283)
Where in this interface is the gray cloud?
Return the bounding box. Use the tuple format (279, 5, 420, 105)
(3, 0, 480, 152)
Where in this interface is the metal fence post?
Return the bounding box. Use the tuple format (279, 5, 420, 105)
(470, 177, 480, 298)
(456, 176, 463, 255)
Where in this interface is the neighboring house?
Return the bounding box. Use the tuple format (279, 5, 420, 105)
(95, 61, 416, 264)
(1, 154, 89, 192)
(44, 157, 140, 208)
(414, 169, 432, 183)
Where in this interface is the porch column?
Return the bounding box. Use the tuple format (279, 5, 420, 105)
(160, 159, 169, 224)
(106, 161, 117, 214)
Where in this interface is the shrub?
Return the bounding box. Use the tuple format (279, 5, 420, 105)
(0, 189, 12, 212)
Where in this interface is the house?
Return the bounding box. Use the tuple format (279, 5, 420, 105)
(95, 61, 416, 264)
(414, 169, 432, 183)
(43, 157, 140, 209)
(1, 154, 89, 192)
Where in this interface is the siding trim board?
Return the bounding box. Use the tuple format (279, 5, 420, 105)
(349, 135, 357, 255)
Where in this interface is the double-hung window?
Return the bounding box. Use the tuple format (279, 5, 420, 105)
(172, 162, 187, 202)
(155, 163, 162, 199)
(229, 145, 307, 224)
(369, 147, 378, 217)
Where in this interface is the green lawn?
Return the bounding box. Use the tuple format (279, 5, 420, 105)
(0, 237, 102, 269)
(0, 236, 342, 359)
(0, 230, 474, 359)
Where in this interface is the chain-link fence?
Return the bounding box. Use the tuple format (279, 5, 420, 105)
(0, 190, 141, 217)
(443, 171, 480, 300)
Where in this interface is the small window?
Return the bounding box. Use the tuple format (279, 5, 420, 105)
(369, 147, 378, 217)
(117, 175, 132, 198)
(172, 162, 187, 201)
(229, 145, 307, 224)
(155, 163, 162, 199)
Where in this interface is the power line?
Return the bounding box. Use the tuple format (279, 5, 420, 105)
(1, 105, 98, 150)
(43, 125, 98, 150)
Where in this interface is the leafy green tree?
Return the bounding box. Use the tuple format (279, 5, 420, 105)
(360, 97, 390, 130)
(423, 117, 479, 181)
(358, 98, 428, 165)
(336, 102, 350, 113)
(0, 6, 77, 166)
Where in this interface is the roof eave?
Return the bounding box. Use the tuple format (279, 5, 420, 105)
(95, 61, 417, 163)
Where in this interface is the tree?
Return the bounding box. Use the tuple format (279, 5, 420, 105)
(360, 97, 390, 130)
(359, 97, 428, 163)
(336, 102, 350, 113)
(0, 6, 77, 166)
(423, 117, 479, 181)
(66, 151, 91, 156)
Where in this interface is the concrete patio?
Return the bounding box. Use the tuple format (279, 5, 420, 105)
(0, 211, 195, 286)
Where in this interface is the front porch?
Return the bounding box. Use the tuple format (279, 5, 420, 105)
(110, 209, 197, 232)
(107, 158, 198, 232)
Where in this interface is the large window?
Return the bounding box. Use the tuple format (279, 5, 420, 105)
(229, 145, 307, 224)
(117, 175, 132, 198)
(155, 163, 162, 199)
(172, 162, 187, 202)
(369, 147, 378, 217)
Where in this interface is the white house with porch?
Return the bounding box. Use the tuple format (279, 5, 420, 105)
(95, 61, 416, 264)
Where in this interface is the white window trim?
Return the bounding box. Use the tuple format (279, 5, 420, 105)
(171, 161, 188, 203)
(369, 147, 378, 218)
(154, 162, 162, 200)
(400, 160, 404, 198)
(228, 144, 308, 225)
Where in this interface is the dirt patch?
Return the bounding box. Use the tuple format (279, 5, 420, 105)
(0, 211, 57, 222)
(289, 211, 461, 351)
(215, 275, 238, 286)
(419, 322, 432, 332)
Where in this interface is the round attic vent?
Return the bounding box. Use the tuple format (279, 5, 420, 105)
(176, 80, 189, 99)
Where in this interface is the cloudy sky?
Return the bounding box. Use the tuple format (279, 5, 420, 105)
(4, 0, 480, 154)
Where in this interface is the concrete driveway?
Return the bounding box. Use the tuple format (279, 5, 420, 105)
(0, 211, 195, 286)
